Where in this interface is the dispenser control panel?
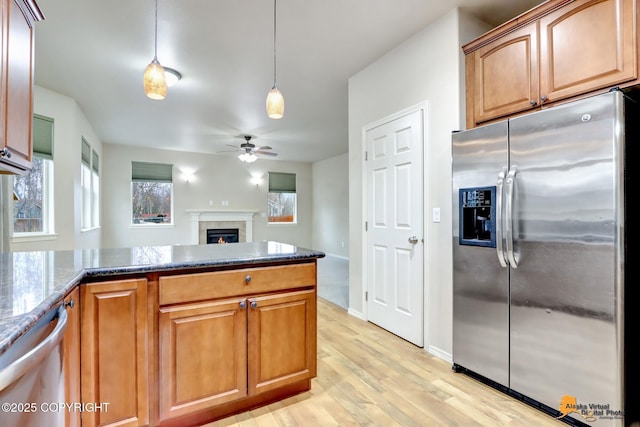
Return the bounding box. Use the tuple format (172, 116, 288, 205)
(459, 186, 496, 247)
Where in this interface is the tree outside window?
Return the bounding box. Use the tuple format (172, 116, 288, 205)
(13, 157, 49, 233)
(131, 161, 173, 224)
(13, 114, 54, 234)
(268, 172, 296, 224)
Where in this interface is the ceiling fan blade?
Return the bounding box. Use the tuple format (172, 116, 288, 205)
(256, 150, 278, 156)
(257, 146, 272, 150)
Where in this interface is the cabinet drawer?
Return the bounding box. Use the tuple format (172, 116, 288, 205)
(159, 262, 316, 305)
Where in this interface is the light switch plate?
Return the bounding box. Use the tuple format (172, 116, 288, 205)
(433, 207, 441, 223)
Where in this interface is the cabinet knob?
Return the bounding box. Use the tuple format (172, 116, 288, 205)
(250, 301, 257, 309)
(540, 95, 548, 102)
(244, 275, 252, 284)
(239, 301, 247, 309)
(529, 100, 537, 106)
(64, 299, 75, 309)
(0, 148, 10, 158)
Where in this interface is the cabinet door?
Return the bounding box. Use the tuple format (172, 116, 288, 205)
(539, 0, 636, 102)
(248, 289, 316, 396)
(159, 298, 248, 421)
(63, 288, 80, 427)
(0, 0, 40, 173)
(472, 22, 539, 124)
(80, 279, 149, 427)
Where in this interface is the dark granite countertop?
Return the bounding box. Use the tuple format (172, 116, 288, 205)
(0, 241, 324, 355)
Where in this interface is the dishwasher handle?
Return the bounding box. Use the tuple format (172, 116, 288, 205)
(0, 305, 68, 392)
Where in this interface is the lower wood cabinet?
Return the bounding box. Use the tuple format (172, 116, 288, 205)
(158, 297, 248, 420)
(80, 278, 149, 427)
(158, 288, 316, 424)
(71, 261, 317, 427)
(62, 287, 80, 427)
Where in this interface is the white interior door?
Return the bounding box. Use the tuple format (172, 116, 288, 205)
(365, 108, 424, 347)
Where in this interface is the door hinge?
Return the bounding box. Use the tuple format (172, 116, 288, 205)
(365, 291, 368, 302)
(365, 221, 368, 231)
(365, 151, 368, 161)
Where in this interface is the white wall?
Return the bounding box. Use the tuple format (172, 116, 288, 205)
(101, 144, 313, 249)
(11, 86, 103, 251)
(347, 8, 491, 360)
(311, 153, 349, 258)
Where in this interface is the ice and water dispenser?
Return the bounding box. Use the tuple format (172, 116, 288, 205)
(459, 186, 496, 248)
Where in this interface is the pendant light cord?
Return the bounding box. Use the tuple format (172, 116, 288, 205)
(272, 0, 277, 87)
(153, 0, 159, 61)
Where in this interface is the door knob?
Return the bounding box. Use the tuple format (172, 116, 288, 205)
(408, 236, 419, 244)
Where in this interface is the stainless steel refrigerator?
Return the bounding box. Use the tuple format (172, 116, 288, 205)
(452, 89, 638, 427)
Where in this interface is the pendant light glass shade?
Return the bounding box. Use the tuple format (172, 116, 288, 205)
(144, 0, 167, 100)
(144, 58, 167, 100)
(266, 0, 284, 119)
(266, 87, 284, 119)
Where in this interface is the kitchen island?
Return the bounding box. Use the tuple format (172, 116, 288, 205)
(0, 241, 324, 426)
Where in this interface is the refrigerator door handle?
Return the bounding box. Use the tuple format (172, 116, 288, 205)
(505, 166, 519, 268)
(495, 168, 508, 267)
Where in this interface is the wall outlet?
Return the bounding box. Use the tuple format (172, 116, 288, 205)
(209, 200, 213, 206)
(433, 207, 441, 223)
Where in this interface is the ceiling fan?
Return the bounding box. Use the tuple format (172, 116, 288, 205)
(220, 135, 278, 163)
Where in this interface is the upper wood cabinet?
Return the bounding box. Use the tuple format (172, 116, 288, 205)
(464, 0, 638, 128)
(0, 0, 44, 173)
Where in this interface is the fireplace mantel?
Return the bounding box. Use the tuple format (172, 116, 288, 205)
(187, 209, 257, 244)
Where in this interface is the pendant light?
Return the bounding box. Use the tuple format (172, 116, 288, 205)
(266, 0, 284, 119)
(143, 0, 167, 100)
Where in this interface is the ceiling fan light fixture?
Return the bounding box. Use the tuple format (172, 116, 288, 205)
(266, 86, 284, 119)
(266, 0, 284, 119)
(143, 0, 167, 100)
(238, 152, 258, 163)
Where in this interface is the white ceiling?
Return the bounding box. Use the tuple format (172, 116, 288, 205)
(33, 0, 543, 163)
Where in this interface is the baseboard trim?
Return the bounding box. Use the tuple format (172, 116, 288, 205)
(427, 345, 452, 363)
(347, 307, 365, 320)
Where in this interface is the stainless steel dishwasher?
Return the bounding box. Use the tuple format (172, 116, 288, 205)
(0, 304, 68, 427)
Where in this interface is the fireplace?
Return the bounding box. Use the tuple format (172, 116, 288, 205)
(207, 228, 239, 244)
(186, 209, 257, 245)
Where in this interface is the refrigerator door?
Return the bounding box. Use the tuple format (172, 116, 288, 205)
(452, 121, 509, 387)
(508, 92, 624, 426)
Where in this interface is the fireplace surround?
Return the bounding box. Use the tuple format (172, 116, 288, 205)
(187, 209, 257, 244)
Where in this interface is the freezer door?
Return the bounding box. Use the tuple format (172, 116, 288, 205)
(508, 92, 624, 426)
(452, 121, 509, 387)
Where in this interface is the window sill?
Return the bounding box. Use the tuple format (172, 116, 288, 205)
(12, 233, 59, 243)
(130, 223, 175, 228)
(81, 226, 101, 233)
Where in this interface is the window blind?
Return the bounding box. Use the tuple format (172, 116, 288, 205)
(81, 138, 91, 167)
(132, 161, 173, 183)
(92, 150, 99, 173)
(268, 172, 296, 193)
(33, 114, 54, 160)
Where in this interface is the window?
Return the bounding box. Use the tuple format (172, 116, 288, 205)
(131, 161, 173, 225)
(81, 138, 100, 230)
(13, 115, 54, 234)
(268, 172, 296, 224)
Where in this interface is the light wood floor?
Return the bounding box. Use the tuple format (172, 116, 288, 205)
(206, 298, 567, 427)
